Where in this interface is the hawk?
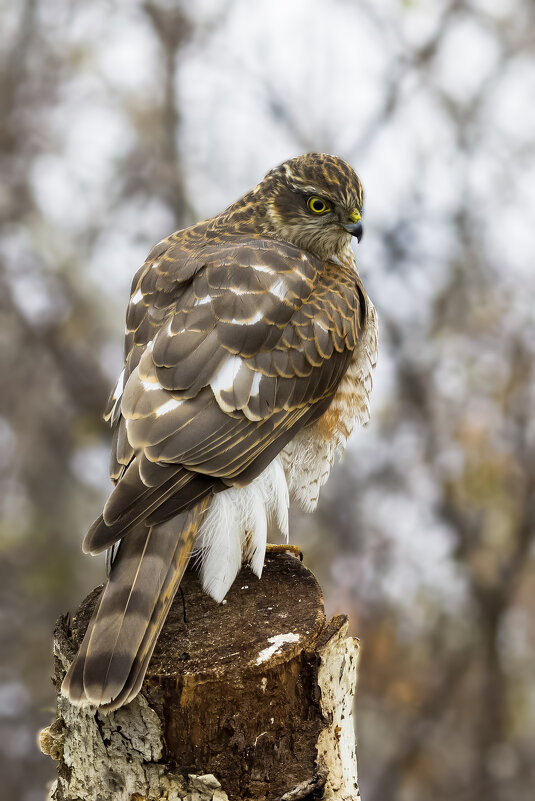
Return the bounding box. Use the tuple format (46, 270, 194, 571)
(62, 153, 378, 710)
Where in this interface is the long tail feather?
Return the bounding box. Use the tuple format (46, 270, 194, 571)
(98, 501, 209, 711)
(60, 591, 105, 706)
(61, 500, 208, 710)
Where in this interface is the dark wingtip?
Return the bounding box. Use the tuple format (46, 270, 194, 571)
(82, 515, 109, 554)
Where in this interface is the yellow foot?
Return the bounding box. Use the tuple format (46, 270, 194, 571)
(266, 544, 303, 561)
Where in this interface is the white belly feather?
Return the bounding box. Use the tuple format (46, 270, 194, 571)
(195, 458, 289, 602)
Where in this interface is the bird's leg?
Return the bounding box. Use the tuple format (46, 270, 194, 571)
(265, 543, 303, 561)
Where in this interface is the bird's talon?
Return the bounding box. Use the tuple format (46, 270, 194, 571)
(266, 544, 303, 561)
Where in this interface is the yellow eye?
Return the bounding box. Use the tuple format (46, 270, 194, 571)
(307, 196, 331, 214)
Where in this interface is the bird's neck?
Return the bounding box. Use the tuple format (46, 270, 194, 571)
(199, 183, 357, 268)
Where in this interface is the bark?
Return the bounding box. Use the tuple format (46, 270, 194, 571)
(40, 553, 361, 801)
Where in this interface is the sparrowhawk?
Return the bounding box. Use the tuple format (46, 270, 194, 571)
(62, 153, 378, 710)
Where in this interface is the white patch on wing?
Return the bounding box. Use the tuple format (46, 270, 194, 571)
(155, 398, 183, 416)
(269, 279, 286, 300)
(106, 368, 125, 422)
(250, 371, 262, 397)
(252, 264, 275, 274)
(112, 369, 125, 401)
(210, 354, 243, 395)
(130, 288, 143, 304)
(297, 267, 310, 279)
(163, 318, 186, 337)
(256, 633, 300, 665)
(249, 309, 264, 324)
(230, 309, 264, 325)
(196, 458, 289, 602)
(193, 294, 211, 306)
(141, 379, 162, 391)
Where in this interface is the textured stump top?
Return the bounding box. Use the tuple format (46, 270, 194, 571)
(69, 552, 326, 683)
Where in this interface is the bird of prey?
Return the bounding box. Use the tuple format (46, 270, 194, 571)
(62, 153, 378, 711)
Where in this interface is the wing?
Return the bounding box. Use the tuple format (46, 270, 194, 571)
(85, 234, 366, 554)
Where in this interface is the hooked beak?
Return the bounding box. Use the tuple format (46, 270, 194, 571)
(343, 209, 363, 242)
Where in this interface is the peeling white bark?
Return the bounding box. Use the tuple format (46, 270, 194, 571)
(317, 621, 361, 801)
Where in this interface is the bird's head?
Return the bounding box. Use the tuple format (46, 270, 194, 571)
(261, 153, 364, 261)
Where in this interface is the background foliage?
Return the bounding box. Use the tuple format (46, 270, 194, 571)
(1, 1, 534, 799)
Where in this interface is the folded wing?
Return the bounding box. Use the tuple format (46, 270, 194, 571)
(85, 235, 365, 554)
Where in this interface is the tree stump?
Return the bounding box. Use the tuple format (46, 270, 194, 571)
(40, 553, 361, 801)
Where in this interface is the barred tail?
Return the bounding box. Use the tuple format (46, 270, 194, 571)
(61, 501, 207, 710)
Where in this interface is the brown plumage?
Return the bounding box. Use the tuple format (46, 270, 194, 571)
(62, 153, 378, 710)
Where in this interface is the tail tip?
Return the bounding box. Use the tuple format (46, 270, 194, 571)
(60, 675, 93, 708)
(60, 674, 126, 712)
